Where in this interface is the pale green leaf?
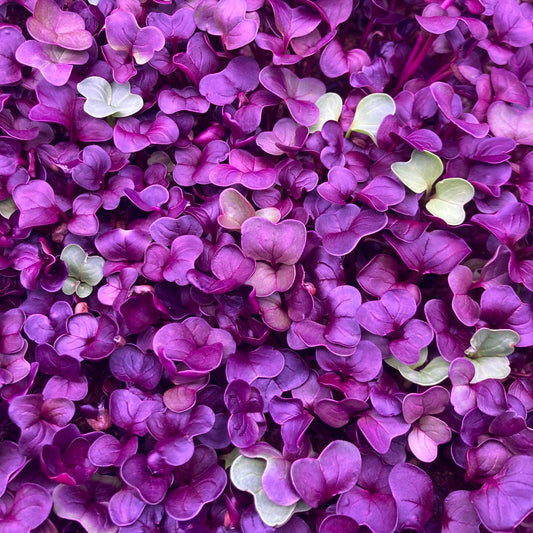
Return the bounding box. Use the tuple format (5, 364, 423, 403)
(61, 244, 104, 288)
(61, 277, 79, 296)
(147, 151, 175, 172)
(222, 448, 242, 470)
(426, 178, 475, 225)
(77, 77, 143, 118)
(391, 150, 444, 194)
(0, 196, 17, 219)
(76, 282, 94, 298)
(465, 328, 520, 357)
(61, 244, 87, 279)
(255, 208, 281, 223)
(411, 347, 428, 369)
(218, 189, 255, 230)
(230, 455, 298, 527)
(385, 348, 428, 372)
(347, 93, 396, 143)
(294, 500, 312, 513)
(81, 256, 105, 286)
(230, 455, 265, 494)
(309, 92, 343, 133)
(255, 490, 296, 527)
(470, 356, 511, 384)
(386, 355, 450, 386)
(53, 475, 121, 533)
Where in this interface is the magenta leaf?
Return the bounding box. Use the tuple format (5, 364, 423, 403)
(259, 66, 325, 126)
(316, 204, 387, 256)
(13, 181, 60, 229)
(199, 56, 260, 106)
(470, 455, 533, 532)
(290, 440, 361, 507)
(385, 230, 471, 275)
(27, 0, 93, 50)
(389, 463, 433, 531)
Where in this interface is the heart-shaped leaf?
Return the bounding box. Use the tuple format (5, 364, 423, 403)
(13, 181, 60, 229)
(309, 92, 343, 133)
(259, 65, 325, 126)
(389, 463, 434, 530)
(468, 356, 511, 384)
(466, 328, 520, 357)
(347, 93, 396, 143)
(290, 440, 361, 508)
(408, 416, 452, 462)
(464, 328, 515, 382)
(391, 150, 444, 194)
(426, 178, 475, 226)
(470, 455, 533, 532)
(487, 101, 533, 146)
(60, 244, 104, 298)
(77, 77, 143, 118)
(27, 0, 93, 51)
(386, 351, 450, 386)
(217, 189, 255, 230)
(0, 197, 17, 219)
(442, 491, 481, 533)
(231, 454, 299, 527)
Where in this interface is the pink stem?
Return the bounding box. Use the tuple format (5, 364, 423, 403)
(403, 33, 425, 74)
(392, 34, 436, 94)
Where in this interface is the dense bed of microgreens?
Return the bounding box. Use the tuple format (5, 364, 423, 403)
(0, 0, 533, 531)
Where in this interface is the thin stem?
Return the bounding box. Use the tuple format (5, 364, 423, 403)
(440, 0, 454, 9)
(403, 33, 425, 74)
(392, 34, 437, 94)
(359, 19, 375, 48)
(428, 67, 453, 84)
(428, 56, 456, 84)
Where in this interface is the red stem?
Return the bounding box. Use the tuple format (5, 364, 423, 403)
(403, 33, 425, 74)
(428, 66, 453, 84)
(359, 20, 375, 48)
(392, 34, 437, 94)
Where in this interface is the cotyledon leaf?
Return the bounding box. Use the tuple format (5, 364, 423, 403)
(391, 150, 443, 195)
(426, 178, 475, 226)
(347, 93, 396, 143)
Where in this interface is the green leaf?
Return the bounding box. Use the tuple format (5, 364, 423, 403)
(309, 92, 343, 133)
(391, 150, 444, 194)
(231, 455, 265, 493)
(61, 244, 87, 279)
(76, 282, 94, 298)
(294, 500, 312, 513)
(410, 347, 428, 369)
(222, 448, 242, 470)
(255, 208, 281, 223)
(465, 328, 520, 358)
(77, 77, 143, 118)
(386, 355, 450, 386)
(255, 490, 297, 527)
(0, 196, 17, 219)
(469, 356, 511, 384)
(147, 151, 175, 173)
(61, 277, 79, 296)
(218, 189, 255, 230)
(426, 178, 475, 226)
(230, 455, 300, 527)
(347, 93, 396, 143)
(81, 256, 105, 286)
(60, 244, 104, 289)
(385, 348, 428, 372)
